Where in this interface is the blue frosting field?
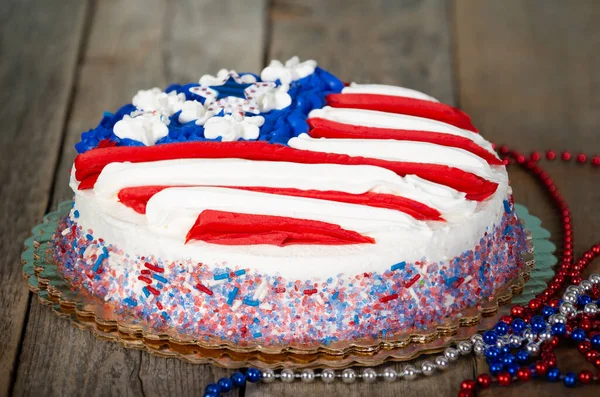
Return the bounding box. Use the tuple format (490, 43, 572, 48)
(75, 68, 344, 154)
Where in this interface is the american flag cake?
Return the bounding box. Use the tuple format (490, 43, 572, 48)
(52, 57, 528, 346)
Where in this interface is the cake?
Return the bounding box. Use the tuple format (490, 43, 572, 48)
(53, 57, 528, 346)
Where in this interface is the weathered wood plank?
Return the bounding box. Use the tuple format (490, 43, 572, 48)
(455, 1, 600, 396)
(249, 1, 470, 395)
(0, 0, 89, 395)
(14, 0, 266, 396)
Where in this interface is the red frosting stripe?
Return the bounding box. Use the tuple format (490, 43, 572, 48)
(118, 185, 443, 221)
(74, 142, 498, 200)
(325, 93, 478, 132)
(307, 118, 502, 165)
(185, 210, 375, 246)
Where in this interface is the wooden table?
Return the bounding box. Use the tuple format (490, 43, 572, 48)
(1, 1, 599, 396)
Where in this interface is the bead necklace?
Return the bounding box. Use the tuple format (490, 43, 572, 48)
(201, 147, 600, 397)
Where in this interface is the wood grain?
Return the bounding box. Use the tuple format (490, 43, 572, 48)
(0, 1, 89, 395)
(250, 1, 473, 394)
(455, 1, 600, 396)
(13, 1, 266, 396)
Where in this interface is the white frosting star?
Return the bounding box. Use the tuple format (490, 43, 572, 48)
(177, 100, 215, 125)
(203, 113, 264, 142)
(260, 56, 317, 84)
(255, 83, 292, 112)
(113, 112, 170, 146)
(198, 69, 257, 86)
(132, 88, 186, 115)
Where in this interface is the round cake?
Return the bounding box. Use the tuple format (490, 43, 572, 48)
(54, 57, 528, 346)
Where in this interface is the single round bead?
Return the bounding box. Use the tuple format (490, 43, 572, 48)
(458, 341, 472, 355)
(584, 302, 598, 315)
(578, 340, 592, 353)
(530, 316, 546, 332)
(509, 335, 523, 348)
(470, 334, 483, 344)
(382, 367, 397, 382)
(571, 328, 587, 343)
(321, 369, 336, 383)
(259, 369, 274, 384)
(539, 330, 553, 342)
(578, 370, 593, 384)
(547, 368, 561, 381)
(515, 350, 529, 363)
(473, 343, 485, 356)
(435, 356, 449, 370)
(489, 362, 504, 375)
(301, 369, 315, 383)
(502, 354, 516, 365)
(551, 322, 566, 335)
(217, 377, 233, 393)
(549, 313, 567, 325)
(566, 285, 583, 296)
(591, 334, 600, 349)
(484, 346, 500, 360)
(280, 369, 295, 383)
(563, 372, 577, 388)
(361, 368, 377, 383)
(559, 302, 576, 318)
(444, 347, 459, 361)
(204, 383, 220, 395)
(420, 361, 435, 376)
(460, 379, 476, 391)
(577, 153, 587, 163)
(483, 330, 498, 344)
(525, 343, 540, 356)
(578, 294, 592, 306)
(546, 150, 556, 160)
(580, 280, 593, 291)
(511, 318, 526, 333)
(561, 151, 572, 161)
(341, 369, 356, 384)
(535, 361, 548, 376)
(477, 373, 492, 388)
(507, 363, 520, 376)
(516, 367, 532, 382)
(542, 305, 556, 317)
(495, 322, 509, 336)
(589, 274, 600, 284)
(231, 372, 246, 387)
(523, 329, 537, 342)
(246, 368, 261, 383)
(497, 372, 512, 386)
(402, 365, 417, 380)
(562, 292, 577, 304)
(458, 391, 472, 397)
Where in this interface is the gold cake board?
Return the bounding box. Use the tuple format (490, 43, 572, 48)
(22, 201, 534, 369)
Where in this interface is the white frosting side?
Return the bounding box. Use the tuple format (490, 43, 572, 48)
(113, 113, 170, 146)
(308, 107, 495, 153)
(92, 159, 477, 221)
(342, 83, 440, 102)
(288, 133, 506, 183)
(204, 114, 264, 141)
(261, 56, 317, 84)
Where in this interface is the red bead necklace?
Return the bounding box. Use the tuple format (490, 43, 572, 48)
(458, 146, 600, 395)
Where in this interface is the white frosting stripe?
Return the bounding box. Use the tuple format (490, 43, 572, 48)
(92, 159, 477, 222)
(341, 83, 440, 102)
(145, 187, 428, 242)
(307, 107, 493, 152)
(288, 134, 506, 183)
